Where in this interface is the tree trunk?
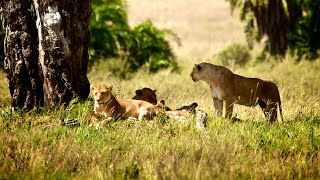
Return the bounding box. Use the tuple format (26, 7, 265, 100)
(266, 0, 288, 56)
(0, 0, 44, 110)
(0, 0, 91, 110)
(252, 0, 289, 56)
(0, 31, 4, 68)
(35, 0, 91, 107)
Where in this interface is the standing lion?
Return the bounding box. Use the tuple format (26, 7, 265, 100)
(190, 62, 283, 123)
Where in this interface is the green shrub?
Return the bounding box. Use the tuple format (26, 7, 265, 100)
(126, 20, 179, 73)
(89, 0, 179, 77)
(216, 44, 251, 67)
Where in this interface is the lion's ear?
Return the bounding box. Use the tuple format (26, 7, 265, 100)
(91, 85, 97, 91)
(197, 64, 202, 71)
(136, 89, 142, 95)
(108, 84, 113, 90)
(153, 89, 157, 93)
(160, 99, 165, 105)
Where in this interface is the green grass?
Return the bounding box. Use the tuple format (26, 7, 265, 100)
(1, 58, 320, 179)
(0, 99, 319, 179)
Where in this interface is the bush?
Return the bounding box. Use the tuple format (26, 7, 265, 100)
(216, 44, 251, 67)
(126, 20, 179, 73)
(89, 0, 179, 77)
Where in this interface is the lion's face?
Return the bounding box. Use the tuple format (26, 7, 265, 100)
(190, 64, 203, 82)
(92, 85, 113, 104)
(133, 88, 157, 105)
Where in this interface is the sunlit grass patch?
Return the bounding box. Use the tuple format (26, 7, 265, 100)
(1, 100, 320, 178)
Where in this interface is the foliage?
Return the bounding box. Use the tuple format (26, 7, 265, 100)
(226, 0, 320, 60)
(89, 0, 179, 76)
(287, 0, 320, 60)
(216, 43, 251, 67)
(89, 0, 129, 58)
(126, 20, 179, 73)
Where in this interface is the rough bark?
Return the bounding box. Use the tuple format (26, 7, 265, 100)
(35, 0, 91, 107)
(0, 0, 44, 110)
(0, 32, 4, 68)
(265, 0, 288, 56)
(0, 0, 91, 110)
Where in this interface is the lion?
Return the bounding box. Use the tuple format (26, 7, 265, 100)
(155, 99, 198, 120)
(133, 88, 158, 105)
(91, 85, 158, 128)
(190, 62, 283, 123)
(133, 87, 198, 112)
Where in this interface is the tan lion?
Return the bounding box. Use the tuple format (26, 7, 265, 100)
(92, 85, 158, 128)
(190, 62, 283, 123)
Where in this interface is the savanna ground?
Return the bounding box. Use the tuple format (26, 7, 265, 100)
(1, 0, 320, 179)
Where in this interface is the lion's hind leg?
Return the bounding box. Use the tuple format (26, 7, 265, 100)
(266, 102, 278, 123)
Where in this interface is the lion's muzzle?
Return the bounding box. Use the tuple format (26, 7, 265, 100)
(190, 73, 196, 82)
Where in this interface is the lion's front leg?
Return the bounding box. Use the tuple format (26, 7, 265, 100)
(96, 117, 113, 129)
(213, 98, 223, 117)
(225, 100, 234, 119)
(87, 111, 101, 126)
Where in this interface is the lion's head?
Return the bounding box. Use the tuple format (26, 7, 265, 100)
(91, 85, 113, 104)
(190, 64, 204, 82)
(133, 88, 157, 105)
(190, 63, 214, 82)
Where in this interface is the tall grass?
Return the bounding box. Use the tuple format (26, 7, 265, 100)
(1, 57, 320, 178)
(0, 99, 319, 178)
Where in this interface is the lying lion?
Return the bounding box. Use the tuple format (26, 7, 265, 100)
(91, 85, 158, 128)
(190, 62, 284, 123)
(133, 87, 198, 112)
(155, 99, 192, 120)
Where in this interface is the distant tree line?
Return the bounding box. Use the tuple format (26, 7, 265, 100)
(227, 0, 320, 60)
